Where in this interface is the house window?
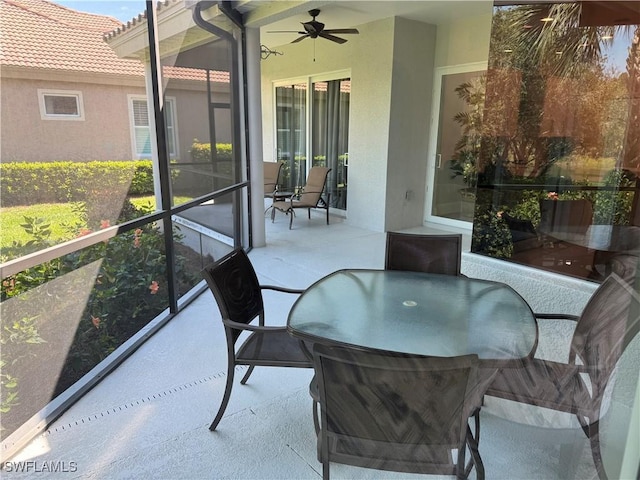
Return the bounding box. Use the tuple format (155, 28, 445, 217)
(38, 89, 84, 120)
(128, 96, 178, 158)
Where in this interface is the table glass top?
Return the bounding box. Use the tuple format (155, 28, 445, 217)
(288, 270, 537, 361)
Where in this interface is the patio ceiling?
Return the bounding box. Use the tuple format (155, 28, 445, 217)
(238, 1, 494, 49)
(106, 1, 493, 64)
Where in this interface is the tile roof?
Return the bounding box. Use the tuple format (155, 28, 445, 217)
(103, 0, 175, 42)
(0, 0, 229, 82)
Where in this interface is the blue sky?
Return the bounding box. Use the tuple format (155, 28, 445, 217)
(56, 1, 145, 23)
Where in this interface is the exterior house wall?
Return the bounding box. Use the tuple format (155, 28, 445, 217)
(0, 72, 229, 163)
(165, 86, 231, 162)
(260, 16, 405, 232)
(1, 75, 142, 162)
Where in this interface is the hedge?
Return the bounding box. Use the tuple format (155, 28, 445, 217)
(0, 161, 155, 207)
(189, 141, 232, 163)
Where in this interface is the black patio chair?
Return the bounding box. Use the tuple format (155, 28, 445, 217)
(485, 270, 640, 480)
(201, 248, 312, 431)
(385, 232, 463, 275)
(312, 343, 488, 480)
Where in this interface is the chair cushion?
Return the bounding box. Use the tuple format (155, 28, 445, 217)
(236, 329, 312, 367)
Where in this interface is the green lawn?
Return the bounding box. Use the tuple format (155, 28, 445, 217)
(1, 203, 78, 247)
(1, 196, 192, 253)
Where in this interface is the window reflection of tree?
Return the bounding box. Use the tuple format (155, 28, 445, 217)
(471, 2, 640, 279)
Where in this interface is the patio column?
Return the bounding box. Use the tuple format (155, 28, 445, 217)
(246, 26, 266, 247)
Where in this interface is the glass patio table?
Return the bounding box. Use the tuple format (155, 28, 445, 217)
(287, 269, 538, 366)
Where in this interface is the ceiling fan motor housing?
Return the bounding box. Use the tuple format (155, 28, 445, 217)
(270, 8, 359, 44)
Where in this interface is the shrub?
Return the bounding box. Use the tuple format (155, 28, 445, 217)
(188, 141, 233, 163)
(0, 203, 199, 435)
(0, 161, 155, 207)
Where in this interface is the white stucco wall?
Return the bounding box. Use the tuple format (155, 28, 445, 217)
(348, 17, 395, 231)
(434, 10, 493, 68)
(384, 17, 437, 231)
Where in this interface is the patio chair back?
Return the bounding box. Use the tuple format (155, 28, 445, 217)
(312, 343, 485, 479)
(203, 248, 264, 345)
(571, 273, 640, 390)
(385, 233, 462, 275)
(263, 161, 282, 198)
(298, 166, 330, 207)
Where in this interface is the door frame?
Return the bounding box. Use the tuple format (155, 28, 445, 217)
(424, 61, 487, 230)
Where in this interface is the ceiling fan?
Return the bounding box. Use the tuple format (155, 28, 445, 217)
(270, 9, 359, 45)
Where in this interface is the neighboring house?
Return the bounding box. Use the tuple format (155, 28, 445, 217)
(0, 0, 230, 163)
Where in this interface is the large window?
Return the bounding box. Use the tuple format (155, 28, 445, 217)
(470, 2, 640, 282)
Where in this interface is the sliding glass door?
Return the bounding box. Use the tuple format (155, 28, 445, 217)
(426, 64, 486, 227)
(275, 74, 351, 211)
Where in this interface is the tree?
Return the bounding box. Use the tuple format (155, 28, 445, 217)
(479, 3, 636, 181)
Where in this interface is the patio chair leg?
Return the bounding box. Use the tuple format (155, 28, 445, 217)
(240, 365, 255, 384)
(466, 424, 484, 480)
(209, 361, 236, 431)
(289, 209, 294, 229)
(322, 456, 330, 480)
(325, 193, 330, 224)
(312, 400, 319, 434)
(588, 421, 608, 480)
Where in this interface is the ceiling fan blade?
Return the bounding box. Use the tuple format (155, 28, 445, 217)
(322, 28, 359, 35)
(267, 30, 301, 33)
(318, 32, 348, 44)
(272, 9, 356, 47)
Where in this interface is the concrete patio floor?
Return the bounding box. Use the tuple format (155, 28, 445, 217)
(5, 208, 603, 479)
